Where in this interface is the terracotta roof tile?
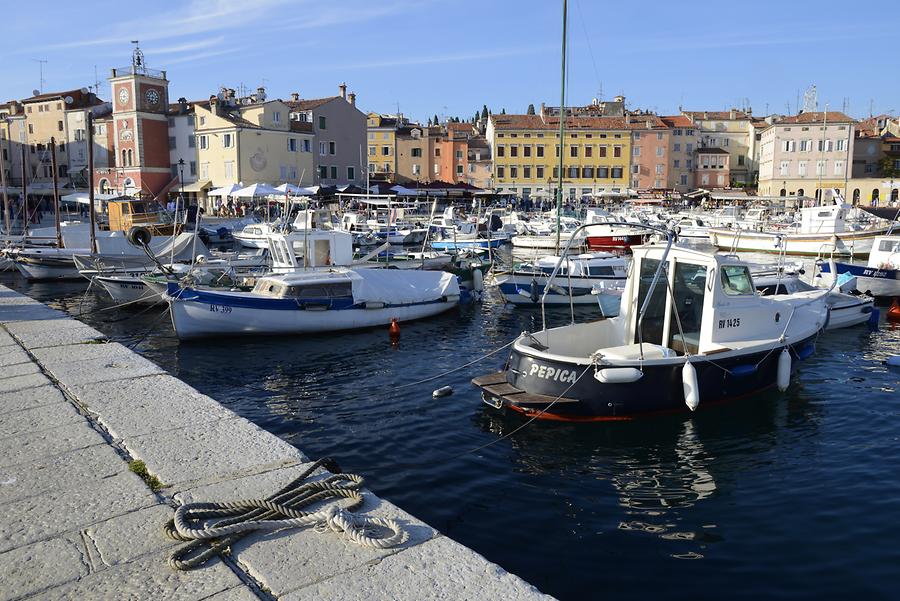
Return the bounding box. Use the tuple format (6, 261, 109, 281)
(683, 110, 751, 121)
(491, 114, 632, 130)
(660, 115, 693, 128)
(774, 111, 854, 124)
(285, 97, 340, 111)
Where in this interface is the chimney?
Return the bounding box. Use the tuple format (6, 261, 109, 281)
(348, 91, 356, 107)
(209, 95, 219, 115)
(256, 86, 266, 102)
(625, 114, 631, 124)
(729, 109, 736, 120)
(291, 92, 299, 102)
(339, 82, 347, 100)
(178, 97, 187, 113)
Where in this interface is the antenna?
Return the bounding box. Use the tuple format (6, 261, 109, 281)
(802, 85, 817, 113)
(869, 99, 874, 118)
(31, 59, 47, 94)
(93, 65, 100, 95)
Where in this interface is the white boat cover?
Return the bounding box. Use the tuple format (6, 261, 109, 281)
(350, 268, 459, 304)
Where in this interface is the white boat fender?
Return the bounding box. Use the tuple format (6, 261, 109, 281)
(682, 361, 699, 411)
(432, 385, 453, 398)
(472, 267, 484, 293)
(594, 367, 643, 384)
(777, 348, 791, 392)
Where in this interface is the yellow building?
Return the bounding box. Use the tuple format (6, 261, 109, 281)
(194, 93, 314, 190)
(366, 113, 401, 180)
(486, 114, 632, 199)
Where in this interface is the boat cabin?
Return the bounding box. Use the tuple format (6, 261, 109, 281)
(619, 245, 779, 356)
(868, 235, 900, 269)
(798, 202, 848, 234)
(521, 253, 624, 278)
(252, 272, 354, 301)
(267, 230, 354, 270)
(106, 199, 177, 235)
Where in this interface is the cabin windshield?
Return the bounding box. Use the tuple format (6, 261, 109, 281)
(721, 265, 754, 295)
(285, 282, 353, 299)
(877, 239, 900, 253)
(634, 258, 668, 345)
(668, 262, 707, 354)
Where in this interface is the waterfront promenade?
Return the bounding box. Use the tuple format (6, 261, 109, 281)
(0, 283, 550, 600)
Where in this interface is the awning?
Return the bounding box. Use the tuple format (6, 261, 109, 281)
(208, 184, 242, 198)
(180, 180, 211, 193)
(60, 192, 122, 205)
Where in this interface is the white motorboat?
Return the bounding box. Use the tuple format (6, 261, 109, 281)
(510, 218, 585, 250)
(166, 268, 462, 340)
(753, 269, 874, 330)
(816, 235, 900, 297)
(473, 242, 829, 420)
(233, 222, 277, 249)
(709, 192, 893, 256)
(491, 252, 625, 313)
(583, 210, 651, 250)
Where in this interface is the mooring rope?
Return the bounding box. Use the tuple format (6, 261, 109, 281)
(394, 338, 516, 389)
(163, 457, 407, 571)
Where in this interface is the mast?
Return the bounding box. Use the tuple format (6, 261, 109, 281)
(20, 144, 27, 240)
(0, 136, 10, 237)
(50, 137, 63, 248)
(817, 105, 827, 206)
(87, 112, 97, 254)
(555, 0, 568, 253)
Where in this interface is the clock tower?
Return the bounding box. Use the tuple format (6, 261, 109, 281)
(97, 42, 172, 199)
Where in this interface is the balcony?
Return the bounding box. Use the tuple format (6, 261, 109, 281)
(111, 65, 166, 80)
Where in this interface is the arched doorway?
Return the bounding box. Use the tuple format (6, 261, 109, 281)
(780, 188, 786, 197)
(892, 188, 898, 203)
(797, 188, 804, 198)
(871, 189, 880, 205)
(98, 178, 110, 194)
(852, 189, 860, 204)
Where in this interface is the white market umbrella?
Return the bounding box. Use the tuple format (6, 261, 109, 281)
(232, 183, 282, 199)
(208, 184, 241, 198)
(276, 183, 303, 195)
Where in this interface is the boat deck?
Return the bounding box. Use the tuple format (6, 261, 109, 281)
(472, 372, 579, 405)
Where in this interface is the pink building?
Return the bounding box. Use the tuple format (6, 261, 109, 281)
(694, 148, 730, 188)
(628, 114, 669, 190)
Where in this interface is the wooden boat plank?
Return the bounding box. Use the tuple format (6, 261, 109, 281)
(471, 372, 508, 387)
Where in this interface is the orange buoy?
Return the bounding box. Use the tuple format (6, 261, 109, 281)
(887, 298, 900, 323)
(389, 317, 401, 342)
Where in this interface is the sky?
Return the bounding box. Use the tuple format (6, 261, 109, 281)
(3, 0, 899, 123)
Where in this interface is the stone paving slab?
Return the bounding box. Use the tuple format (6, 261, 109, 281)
(0, 372, 52, 394)
(0, 361, 42, 379)
(0, 536, 89, 601)
(0, 420, 107, 469)
(28, 548, 244, 601)
(0, 471, 157, 554)
(0, 402, 84, 440)
(76, 504, 179, 569)
(125, 417, 305, 490)
(4, 318, 107, 348)
(284, 534, 554, 601)
(0, 304, 67, 325)
(175, 465, 438, 598)
(69, 374, 236, 439)
(0, 443, 126, 506)
(0, 384, 67, 415)
(31, 343, 166, 387)
(0, 344, 31, 366)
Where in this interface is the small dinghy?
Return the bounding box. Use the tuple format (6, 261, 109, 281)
(473, 240, 829, 421)
(166, 268, 461, 340)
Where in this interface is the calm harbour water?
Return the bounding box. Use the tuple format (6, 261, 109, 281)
(4, 247, 899, 600)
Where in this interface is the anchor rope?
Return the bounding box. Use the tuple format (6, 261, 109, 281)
(164, 457, 407, 571)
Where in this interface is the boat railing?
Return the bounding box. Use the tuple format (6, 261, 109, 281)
(538, 221, 675, 361)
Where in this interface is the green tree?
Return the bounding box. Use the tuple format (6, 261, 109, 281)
(433, 114, 439, 126)
(481, 105, 488, 120)
(500, 108, 506, 114)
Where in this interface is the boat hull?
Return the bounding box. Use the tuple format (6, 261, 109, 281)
(95, 276, 163, 305)
(168, 288, 458, 340)
(817, 261, 900, 297)
(430, 239, 505, 250)
(493, 272, 623, 312)
(708, 227, 891, 256)
(474, 335, 818, 420)
(585, 234, 650, 250)
(13, 255, 80, 280)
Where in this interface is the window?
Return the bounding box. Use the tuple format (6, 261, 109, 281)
(272, 111, 280, 123)
(585, 146, 593, 158)
(611, 167, 623, 178)
(582, 167, 593, 178)
(782, 140, 795, 152)
(836, 139, 846, 151)
(722, 138, 729, 147)
(496, 166, 505, 178)
(319, 165, 327, 179)
(816, 160, 825, 176)
(320, 142, 327, 155)
(456, 164, 463, 175)
(657, 132, 664, 141)
(613, 146, 622, 158)
(536, 145, 544, 158)
(686, 159, 693, 169)
(523, 166, 531, 178)
(834, 160, 844, 175)
(597, 167, 609, 178)
(330, 166, 337, 179)
(319, 116, 326, 129)
(598, 146, 607, 158)
(369, 145, 376, 156)
(536, 166, 544, 179)
(798, 161, 807, 176)
(199, 116, 206, 126)
(680, 174, 688, 185)
(381, 146, 390, 156)
(222, 133, 233, 148)
(303, 139, 310, 152)
(368, 163, 375, 173)
(673, 159, 680, 168)
(570, 146, 578, 158)
(169, 136, 176, 149)
(329, 141, 336, 155)
(510, 146, 518, 158)
(188, 135, 195, 148)
(190, 161, 196, 176)
(524, 146, 532, 157)
(224, 161, 234, 179)
(567, 167, 578, 178)
(655, 164, 663, 175)
(187, 116, 195, 126)
(737, 154, 745, 166)
(288, 138, 297, 152)
(434, 148, 441, 157)
(510, 166, 518, 178)
(412, 164, 420, 175)
(411, 147, 422, 157)
(200, 163, 209, 179)
(721, 265, 754, 296)
(674, 143, 681, 152)
(674, 129, 682, 136)
(28, 124, 33, 134)
(632, 164, 640, 174)
(655, 147, 664, 157)
(633, 147, 641, 157)
(799, 140, 810, 152)
(171, 163, 179, 178)
(57, 120, 64, 132)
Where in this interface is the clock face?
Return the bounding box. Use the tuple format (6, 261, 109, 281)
(118, 87, 129, 105)
(145, 89, 160, 106)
